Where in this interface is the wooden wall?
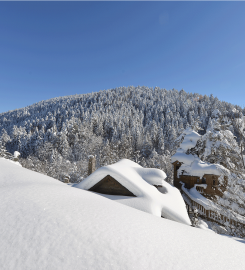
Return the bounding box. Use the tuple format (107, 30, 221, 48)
(89, 175, 136, 196)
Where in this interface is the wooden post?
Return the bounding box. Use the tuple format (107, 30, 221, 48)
(63, 176, 70, 183)
(88, 155, 96, 176)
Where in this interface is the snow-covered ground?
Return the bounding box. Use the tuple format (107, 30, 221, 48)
(1, 158, 245, 270)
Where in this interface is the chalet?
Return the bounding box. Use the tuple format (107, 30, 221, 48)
(171, 127, 225, 197)
(74, 158, 191, 225)
(79, 156, 167, 196)
(172, 160, 221, 196)
(84, 156, 138, 196)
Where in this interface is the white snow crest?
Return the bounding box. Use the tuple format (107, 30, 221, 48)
(0, 157, 22, 167)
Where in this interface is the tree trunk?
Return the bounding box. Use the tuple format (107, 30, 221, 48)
(241, 142, 245, 169)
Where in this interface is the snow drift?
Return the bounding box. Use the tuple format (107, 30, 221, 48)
(1, 158, 245, 270)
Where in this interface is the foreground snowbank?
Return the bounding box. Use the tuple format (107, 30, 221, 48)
(1, 158, 245, 270)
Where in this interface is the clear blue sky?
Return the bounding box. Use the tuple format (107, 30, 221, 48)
(0, 1, 245, 113)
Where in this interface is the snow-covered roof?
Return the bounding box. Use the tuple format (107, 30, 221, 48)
(178, 157, 222, 178)
(75, 159, 191, 225)
(172, 129, 222, 178)
(78, 159, 166, 189)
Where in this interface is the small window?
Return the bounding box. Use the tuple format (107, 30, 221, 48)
(202, 177, 206, 184)
(213, 180, 216, 185)
(197, 179, 200, 183)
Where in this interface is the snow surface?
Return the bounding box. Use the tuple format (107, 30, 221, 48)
(221, 235, 245, 244)
(1, 158, 245, 270)
(0, 157, 22, 166)
(74, 159, 191, 225)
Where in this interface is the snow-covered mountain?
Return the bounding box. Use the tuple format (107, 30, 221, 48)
(0, 86, 244, 183)
(1, 157, 245, 270)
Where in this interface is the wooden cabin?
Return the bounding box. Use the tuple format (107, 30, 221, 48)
(86, 157, 136, 196)
(85, 157, 165, 197)
(75, 159, 191, 225)
(172, 160, 221, 196)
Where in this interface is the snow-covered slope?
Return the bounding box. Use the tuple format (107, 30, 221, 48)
(75, 159, 191, 225)
(1, 158, 245, 270)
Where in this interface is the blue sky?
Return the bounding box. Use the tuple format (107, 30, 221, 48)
(0, 1, 245, 113)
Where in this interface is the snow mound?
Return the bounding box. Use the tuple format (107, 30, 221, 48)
(1, 158, 245, 270)
(75, 159, 191, 225)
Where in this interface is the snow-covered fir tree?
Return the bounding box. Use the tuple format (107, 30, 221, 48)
(0, 140, 12, 159)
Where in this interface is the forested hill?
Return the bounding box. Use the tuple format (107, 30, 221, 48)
(0, 86, 244, 182)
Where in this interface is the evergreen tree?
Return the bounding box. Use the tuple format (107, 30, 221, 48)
(0, 140, 11, 159)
